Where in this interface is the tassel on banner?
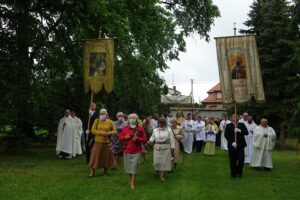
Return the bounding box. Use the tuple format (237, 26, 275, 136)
(83, 38, 115, 94)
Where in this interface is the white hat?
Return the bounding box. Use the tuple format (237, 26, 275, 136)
(128, 113, 138, 119)
(116, 112, 124, 117)
(100, 108, 108, 114)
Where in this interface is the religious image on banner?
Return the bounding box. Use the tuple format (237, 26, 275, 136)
(229, 55, 247, 80)
(83, 39, 115, 94)
(228, 53, 248, 102)
(89, 52, 106, 77)
(215, 35, 265, 104)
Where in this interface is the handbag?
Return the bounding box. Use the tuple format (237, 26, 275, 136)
(178, 140, 184, 152)
(88, 135, 95, 147)
(87, 119, 99, 148)
(171, 128, 184, 152)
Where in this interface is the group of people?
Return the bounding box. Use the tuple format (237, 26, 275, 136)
(55, 104, 277, 188)
(56, 109, 83, 159)
(224, 112, 276, 178)
(173, 111, 276, 178)
(86, 107, 179, 189)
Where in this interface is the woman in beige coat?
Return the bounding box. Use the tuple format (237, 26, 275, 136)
(148, 118, 175, 181)
(170, 118, 183, 171)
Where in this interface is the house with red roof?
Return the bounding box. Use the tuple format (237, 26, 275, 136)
(198, 82, 226, 117)
(163, 83, 226, 118)
(201, 83, 223, 109)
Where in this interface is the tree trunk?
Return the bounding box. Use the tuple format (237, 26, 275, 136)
(15, 0, 31, 138)
(279, 125, 286, 146)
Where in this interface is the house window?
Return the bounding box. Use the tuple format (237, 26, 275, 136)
(209, 105, 217, 108)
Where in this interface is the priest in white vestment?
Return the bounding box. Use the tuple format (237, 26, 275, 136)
(194, 116, 206, 152)
(250, 119, 276, 170)
(71, 111, 83, 156)
(238, 112, 248, 124)
(56, 109, 76, 159)
(182, 113, 196, 154)
(244, 115, 257, 163)
(219, 116, 231, 150)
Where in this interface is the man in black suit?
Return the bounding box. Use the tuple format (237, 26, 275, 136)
(225, 114, 248, 178)
(83, 103, 98, 163)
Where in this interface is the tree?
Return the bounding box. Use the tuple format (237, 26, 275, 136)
(241, 0, 300, 143)
(0, 0, 220, 141)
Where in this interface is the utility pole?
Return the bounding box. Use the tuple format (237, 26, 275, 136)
(233, 22, 237, 36)
(172, 73, 175, 86)
(191, 79, 194, 115)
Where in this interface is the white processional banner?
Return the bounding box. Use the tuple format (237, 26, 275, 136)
(215, 35, 265, 104)
(160, 95, 192, 104)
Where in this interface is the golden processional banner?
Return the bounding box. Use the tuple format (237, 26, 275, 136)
(215, 35, 265, 104)
(83, 39, 114, 94)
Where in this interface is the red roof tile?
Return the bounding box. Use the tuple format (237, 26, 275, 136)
(201, 82, 223, 104)
(207, 83, 221, 93)
(201, 95, 223, 103)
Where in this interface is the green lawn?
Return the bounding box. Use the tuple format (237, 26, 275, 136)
(0, 147, 299, 200)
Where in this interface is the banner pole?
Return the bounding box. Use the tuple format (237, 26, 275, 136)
(233, 22, 237, 142)
(86, 91, 94, 142)
(234, 101, 237, 143)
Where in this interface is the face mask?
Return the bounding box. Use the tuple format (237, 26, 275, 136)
(129, 118, 136, 125)
(248, 120, 253, 123)
(99, 115, 106, 121)
(117, 117, 124, 122)
(128, 119, 137, 128)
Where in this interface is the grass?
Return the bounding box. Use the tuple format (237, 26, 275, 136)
(0, 147, 299, 200)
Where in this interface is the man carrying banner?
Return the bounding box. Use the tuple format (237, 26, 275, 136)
(215, 34, 265, 178)
(225, 114, 248, 178)
(84, 103, 98, 163)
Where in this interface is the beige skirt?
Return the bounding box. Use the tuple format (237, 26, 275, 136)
(153, 143, 172, 171)
(204, 141, 215, 155)
(123, 153, 141, 174)
(173, 139, 182, 163)
(89, 142, 114, 169)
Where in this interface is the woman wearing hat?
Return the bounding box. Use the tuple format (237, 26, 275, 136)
(148, 118, 175, 181)
(88, 108, 116, 177)
(119, 113, 147, 189)
(112, 112, 127, 170)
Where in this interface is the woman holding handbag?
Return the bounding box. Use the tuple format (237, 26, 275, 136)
(170, 118, 184, 171)
(119, 113, 147, 189)
(148, 118, 175, 181)
(88, 109, 116, 177)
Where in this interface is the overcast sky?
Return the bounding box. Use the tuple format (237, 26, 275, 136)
(160, 0, 254, 102)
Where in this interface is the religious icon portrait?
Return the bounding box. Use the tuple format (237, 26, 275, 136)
(228, 55, 247, 80)
(89, 52, 106, 77)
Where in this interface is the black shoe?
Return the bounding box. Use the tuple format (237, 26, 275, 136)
(264, 167, 272, 171)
